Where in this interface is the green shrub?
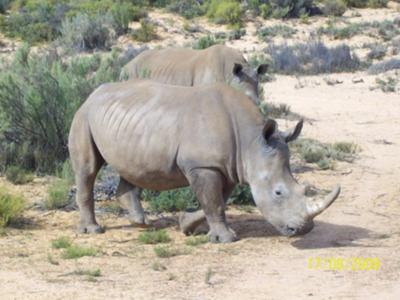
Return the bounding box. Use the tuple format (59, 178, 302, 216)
(51, 236, 72, 249)
(153, 245, 189, 258)
(228, 185, 254, 205)
(142, 187, 199, 213)
(257, 25, 297, 40)
(322, 0, 346, 17)
(291, 138, 359, 169)
(138, 229, 172, 244)
(132, 19, 157, 42)
(167, 0, 204, 19)
(343, 0, 368, 7)
(55, 160, 75, 185)
(61, 244, 98, 259)
(317, 23, 364, 40)
(111, 2, 147, 34)
(58, 13, 115, 52)
(375, 77, 398, 93)
(266, 40, 361, 75)
(367, 44, 386, 60)
(260, 0, 315, 19)
(206, 0, 244, 28)
(0, 45, 138, 173)
(192, 35, 222, 49)
(185, 235, 208, 246)
(367, 0, 388, 7)
(368, 58, 400, 74)
(0, 188, 25, 228)
(44, 179, 71, 210)
(5, 166, 34, 185)
(0, 0, 12, 13)
(3, 1, 69, 43)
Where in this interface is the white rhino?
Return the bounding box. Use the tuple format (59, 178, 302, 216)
(121, 45, 268, 104)
(68, 80, 340, 243)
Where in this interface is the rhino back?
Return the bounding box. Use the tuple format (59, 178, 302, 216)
(124, 45, 248, 87)
(86, 81, 249, 190)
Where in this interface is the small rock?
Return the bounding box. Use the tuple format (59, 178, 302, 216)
(352, 77, 364, 84)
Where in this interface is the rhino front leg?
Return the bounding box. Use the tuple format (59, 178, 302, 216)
(179, 185, 234, 235)
(116, 178, 149, 227)
(188, 169, 238, 243)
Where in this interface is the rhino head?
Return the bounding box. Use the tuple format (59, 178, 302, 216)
(247, 119, 340, 236)
(231, 63, 269, 104)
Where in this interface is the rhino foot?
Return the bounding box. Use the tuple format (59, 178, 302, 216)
(208, 227, 238, 243)
(179, 210, 207, 235)
(78, 224, 105, 234)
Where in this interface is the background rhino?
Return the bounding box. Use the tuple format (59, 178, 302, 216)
(68, 80, 340, 243)
(121, 45, 268, 104)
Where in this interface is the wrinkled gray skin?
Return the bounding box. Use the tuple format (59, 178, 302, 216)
(68, 80, 340, 243)
(121, 45, 268, 104)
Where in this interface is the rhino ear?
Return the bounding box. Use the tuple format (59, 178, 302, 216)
(282, 119, 303, 143)
(262, 119, 277, 142)
(257, 64, 269, 76)
(233, 63, 243, 77)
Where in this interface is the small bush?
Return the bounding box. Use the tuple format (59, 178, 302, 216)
(59, 13, 115, 52)
(266, 40, 361, 75)
(192, 35, 222, 49)
(142, 187, 199, 213)
(257, 25, 297, 40)
(61, 244, 98, 259)
(5, 166, 34, 185)
(0, 188, 25, 228)
(291, 138, 359, 169)
(152, 261, 167, 271)
(56, 160, 75, 185)
(317, 23, 364, 40)
(74, 268, 101, 278)
(259, 102, 302, 120)
(185, 235, 208, 246)
(0, 0, 12, 13)
(132, 19, 157, 42)
(260, 0, 315, 19)
(138, 229, 172, 244)
(51, 236, 72, 249)
(367, 44, 387, 60)
(343, 0, 368, 7)
(44, 179, 71, 210)
(111, 2, 147, 34)
(367, 0, 388, 8)
(368, 58, 400, 74)
(228, 185, 255, 205)
(154, 245, 189, 258)
(206, 0, 244, 28)
(322, 0, 347, 17)
(375, 77, 399, 93)
(167, 0, 204, 19)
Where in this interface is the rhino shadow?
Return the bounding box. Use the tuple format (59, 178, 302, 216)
(105, 213, 380, 250)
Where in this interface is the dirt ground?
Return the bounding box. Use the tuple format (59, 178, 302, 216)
(1, 6, 400, 300)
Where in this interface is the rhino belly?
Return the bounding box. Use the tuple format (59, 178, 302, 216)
(89, 98, 189, 191)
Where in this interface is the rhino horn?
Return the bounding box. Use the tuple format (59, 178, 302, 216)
(306, 185, 341, 218)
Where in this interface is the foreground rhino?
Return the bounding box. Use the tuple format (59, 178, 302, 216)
(121, 45, 268, 104)
(68, 80, 340, 242)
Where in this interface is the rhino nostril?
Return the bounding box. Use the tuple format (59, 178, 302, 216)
(286, 226, 296, 235)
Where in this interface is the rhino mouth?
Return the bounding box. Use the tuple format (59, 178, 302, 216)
(279, 220, 315, 237)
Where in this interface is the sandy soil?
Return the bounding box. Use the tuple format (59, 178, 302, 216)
(1, 6, 400, 300)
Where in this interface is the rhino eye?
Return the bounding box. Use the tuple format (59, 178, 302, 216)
(274, 189, 282, 197)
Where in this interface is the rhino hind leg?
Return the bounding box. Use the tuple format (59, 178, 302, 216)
(116, 178, 149, 227)
(179, 210, 207, 235)
(69, 118, 105, 234)
(187, 169, 238, 243)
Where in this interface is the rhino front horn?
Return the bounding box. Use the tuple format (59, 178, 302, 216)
(306, 185, 341, 218)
